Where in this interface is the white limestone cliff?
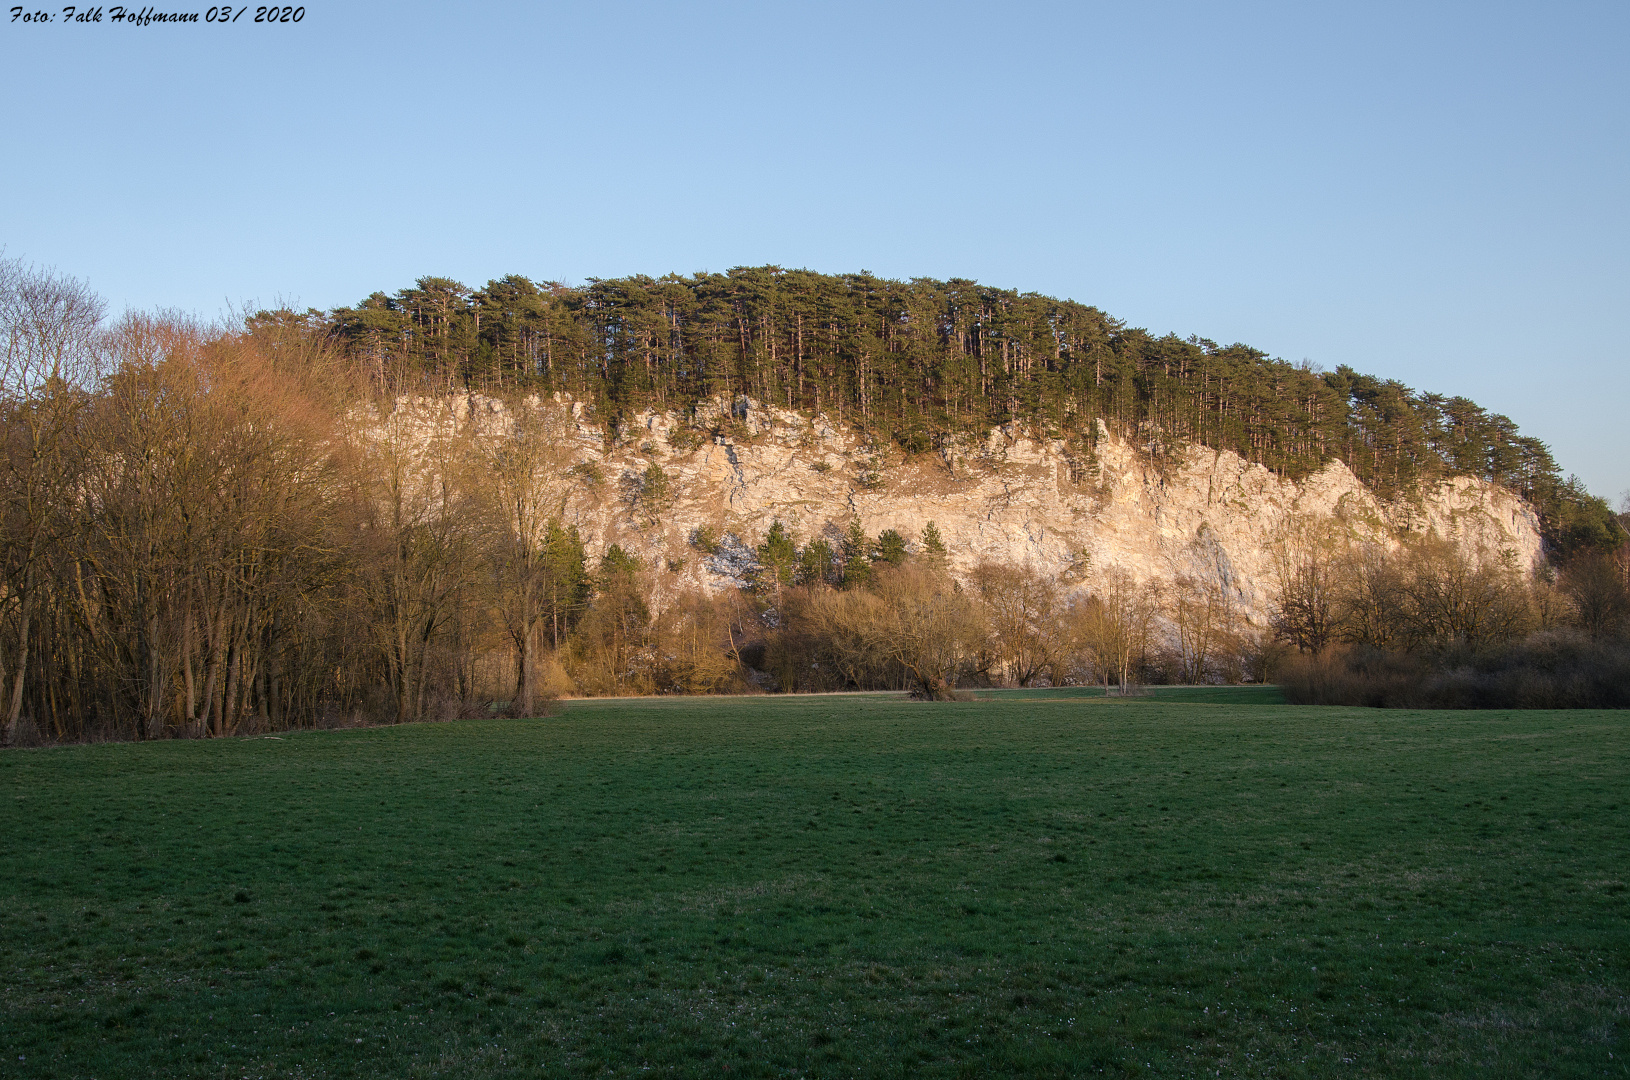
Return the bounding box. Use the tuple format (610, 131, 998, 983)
(555, 398, 1543, 621)
(386, 394, 1545, 624)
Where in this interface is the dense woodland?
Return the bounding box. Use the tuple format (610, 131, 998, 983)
(329, 267, 1619, 553)
(1, 259, 1626, 745)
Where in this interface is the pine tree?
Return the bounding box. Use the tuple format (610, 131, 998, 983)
(755, 519, 799, 602)
(876, 529, 907, 566)
(922, 521, 947, 561)
(841, 520, 874, 589)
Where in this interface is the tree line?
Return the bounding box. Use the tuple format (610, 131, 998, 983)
(0, 257, 1273, 742)
(326, 266, 1621, 556)
(3, 259, 1626, 744)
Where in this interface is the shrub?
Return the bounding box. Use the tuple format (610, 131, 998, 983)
(1280, 632, 1630, 709)
(855, 456, 886, 490)
(1279, 646, 1426, 708)
(689, 525, 720, 555)
(666, 427, 702, 452)
(569, 461, 603, 489)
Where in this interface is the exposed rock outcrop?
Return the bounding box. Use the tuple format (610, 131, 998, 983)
(402, 394, 1545, 623)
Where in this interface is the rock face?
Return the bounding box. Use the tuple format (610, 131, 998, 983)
(413, 394, 1545, 622)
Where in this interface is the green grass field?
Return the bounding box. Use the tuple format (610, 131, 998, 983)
(2, 693, 1626, 1078)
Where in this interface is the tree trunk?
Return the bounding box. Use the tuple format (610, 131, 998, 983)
(144, 614, 164, 740)
(182, 610, 196, 727)
(2, 607, 26, 745)
(519, 621, 536, 716)
(413, 630, 432, 720)
(222, 636, 242, 736)
(394, 619, 412, 722)
(200, 607, 228, 736)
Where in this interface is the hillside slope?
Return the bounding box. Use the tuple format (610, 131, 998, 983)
(443, 395, 1543, 623)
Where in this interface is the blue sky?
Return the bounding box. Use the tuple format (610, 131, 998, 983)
(3, 1, 1626, 500)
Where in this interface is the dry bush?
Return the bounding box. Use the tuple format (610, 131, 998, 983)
(1422, 631, 1630, 709)
(1275, 530, 1630, 709)
(758, 586, 856, 693)
(1279, 646, 1428, 707)
(1281, 632, 1630, 709)
(1274, 536, 1542, 657)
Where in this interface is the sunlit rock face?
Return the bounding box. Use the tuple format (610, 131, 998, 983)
(416, 394, 1545, 622)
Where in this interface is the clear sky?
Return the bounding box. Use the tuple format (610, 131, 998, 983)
(3, 1, 1625, 501)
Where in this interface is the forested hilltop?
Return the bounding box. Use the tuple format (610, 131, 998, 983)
(327, 267, 1617, 555)
(3, 258, 1626, 744)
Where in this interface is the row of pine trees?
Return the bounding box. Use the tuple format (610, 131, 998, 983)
(321, 267, 1619, 553)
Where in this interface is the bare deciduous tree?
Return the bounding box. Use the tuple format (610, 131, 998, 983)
(1071, 566, 1159, 693)
(1166, 574, 1229, 683)
(0, 259, 103, 743)
(345, 393, 482, 722)
(1271, 555, 1341, 654)
(651, 589, 751, 695)
(1399, 539, 1532, 649)
(472, 397, 576, 716)
(1560, 553, 1630, 639)
(808, 560, 982, 699)
(970, 560, 1065, 686)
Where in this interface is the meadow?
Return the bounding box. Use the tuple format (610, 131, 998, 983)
(1, 689, 1625, 1078)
